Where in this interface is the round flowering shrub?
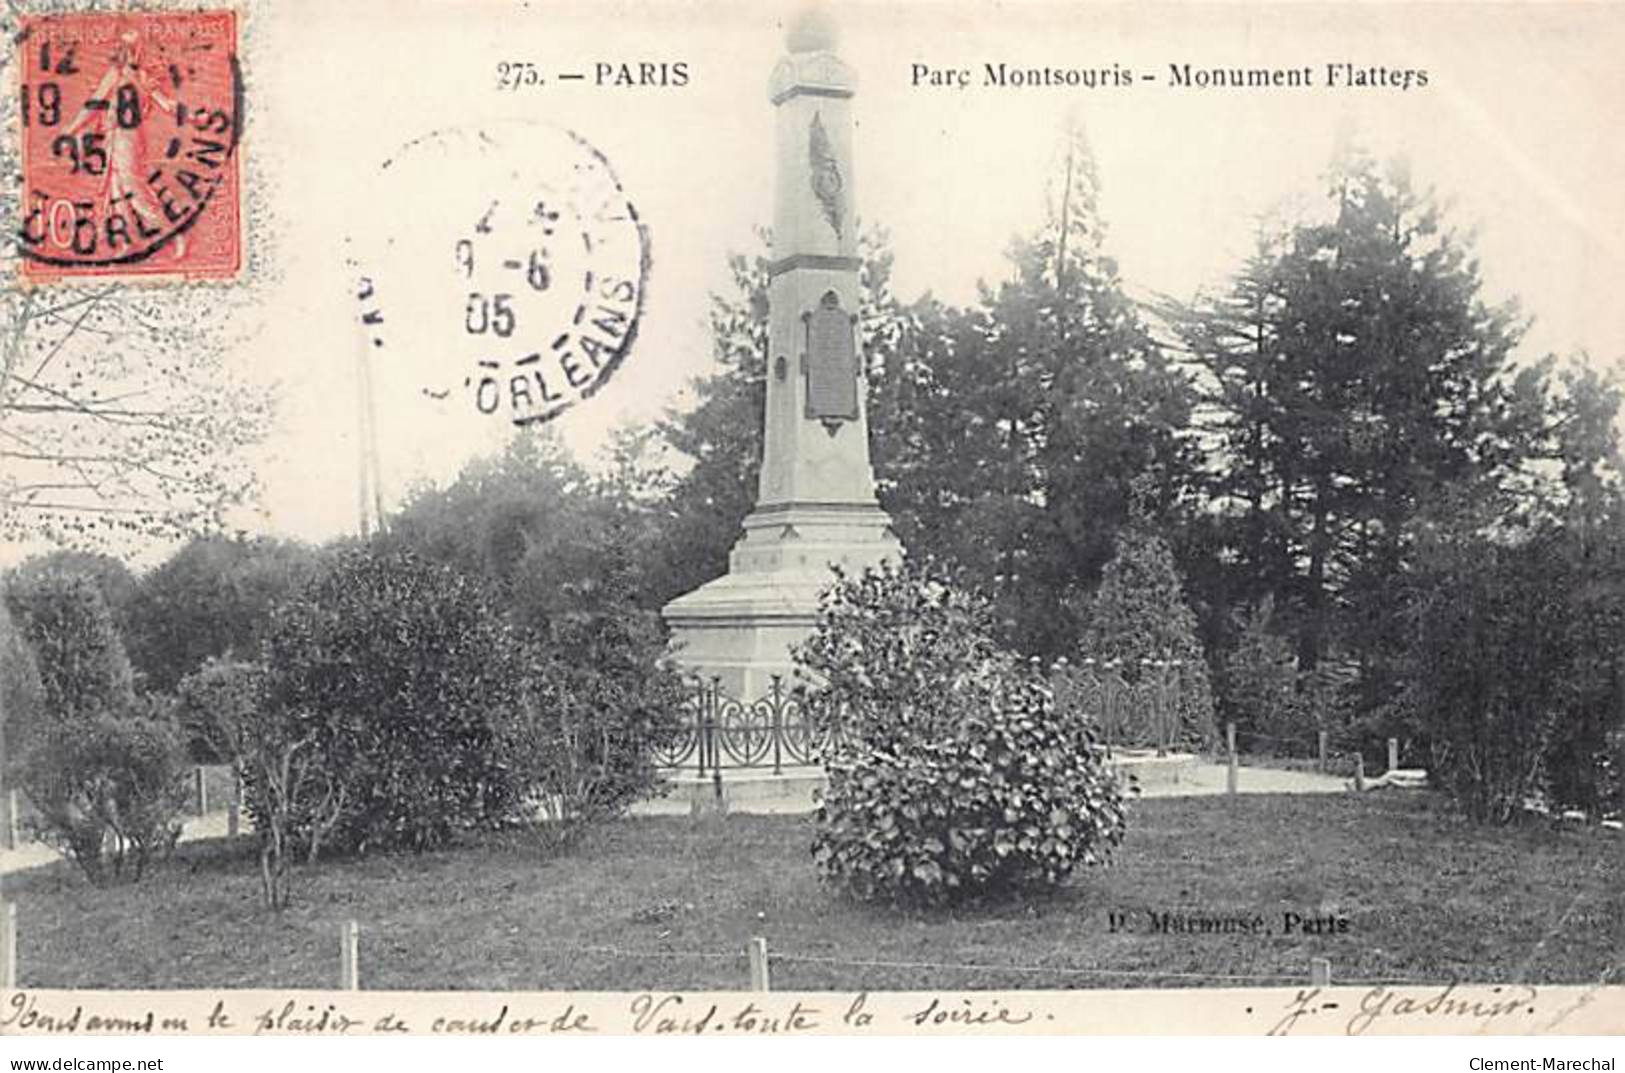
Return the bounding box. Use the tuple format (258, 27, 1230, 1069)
(799, 560, 1128, 906)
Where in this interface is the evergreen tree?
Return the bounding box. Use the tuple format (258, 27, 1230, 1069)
(1082, 520, 1217, 747)
(1549, 357, 1625, 537)
(1175, 144, 1549, 720)
(886, 121, 1202, 655)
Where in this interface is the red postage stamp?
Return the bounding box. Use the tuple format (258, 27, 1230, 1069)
(15, 9, 242, 282)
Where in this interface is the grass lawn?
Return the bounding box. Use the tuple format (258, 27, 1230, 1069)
(8, 792, 1622, 991)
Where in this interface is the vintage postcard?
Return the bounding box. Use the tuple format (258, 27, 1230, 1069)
(0, 0, 1622, 1050)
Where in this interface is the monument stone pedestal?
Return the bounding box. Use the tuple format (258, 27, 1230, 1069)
(662, 9, 900, 698)
(662, 502, 899, 698)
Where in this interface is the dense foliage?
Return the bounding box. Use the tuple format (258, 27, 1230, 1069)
(20, 707, 188, 883)
(125, 535, 319, 695)
(5, 570, 135, 727)
(0, 597, 45, 775)
(260, 546, 530, 855)
(1221, 597, 1308, 752)
(800, 560, 1127, 905)
(174, 657, 267, 769)
(511, 596, 687, 850)
(1409, 524, 1625, 823)
(247, 538, 682, 880)
(3, 572, 186, 883)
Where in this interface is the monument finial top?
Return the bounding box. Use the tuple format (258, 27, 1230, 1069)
(786, 4, 838, 54)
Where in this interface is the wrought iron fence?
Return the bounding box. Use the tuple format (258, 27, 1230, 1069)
(655, 660, 1195, 776)
(651, 676, 841, 777)
(1050, 658, 1194, 756)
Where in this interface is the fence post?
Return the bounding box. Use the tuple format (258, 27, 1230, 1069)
(748, 936, 771, 992)
(1317, 731, 1329, 775)
(770, 675, 784, 776)
(1, 789, 18, 851)
(0, 902, 15, 989)
(1310, 957, 1331, 988)
(193, 766, 209, 817)
(1226, 722, 1238, 796)
(340, 920, 360, 990)
(1353, 753, 1365, 792)
(701, 677, 721, 779)
(1387, 737, 1399, 774)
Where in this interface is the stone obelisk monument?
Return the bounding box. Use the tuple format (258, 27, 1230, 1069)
(662, 7, 901, 698)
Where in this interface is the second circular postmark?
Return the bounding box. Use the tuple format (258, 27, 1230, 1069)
(356, 122, 650, 427)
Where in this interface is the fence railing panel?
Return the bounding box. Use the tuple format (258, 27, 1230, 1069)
(660, 662, 1189, 776)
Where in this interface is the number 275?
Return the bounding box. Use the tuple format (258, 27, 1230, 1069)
(496, 62, 541, 90)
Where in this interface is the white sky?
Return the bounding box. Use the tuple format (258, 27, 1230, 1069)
(52, 0, 1625, 556)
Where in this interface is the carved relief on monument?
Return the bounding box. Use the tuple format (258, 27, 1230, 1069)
(808, 113, 845, 237)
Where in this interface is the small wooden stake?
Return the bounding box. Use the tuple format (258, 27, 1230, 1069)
(1353, 753, 1366, 792)
(0, 902, 16, 989)
(1317, 731, 1329, 774)
(1387, 737, 1399, 774)
(1226, 722, 1238, 796)
(1, 789, 18, 851)
(748, 936, 771, 992)
(1310, 957, 1331, 987)
(193, 766, 208, 816)
(340, 920, 360, 990)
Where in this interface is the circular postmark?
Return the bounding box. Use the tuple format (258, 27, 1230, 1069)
(357, 122, 649, 427)
(15, 10, 244, 280)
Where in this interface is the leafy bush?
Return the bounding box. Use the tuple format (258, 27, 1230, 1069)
(507, 602, 686, 850)
(175, 657, 266, 767)
(261, 545, 530, 855)
(20, 706, 188, 884)
(800, 560, 1127, 906)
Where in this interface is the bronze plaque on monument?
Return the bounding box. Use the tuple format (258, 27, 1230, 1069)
(803, 295, 859, 422)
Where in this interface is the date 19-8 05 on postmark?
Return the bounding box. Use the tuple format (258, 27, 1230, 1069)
(15, 10, 243, 282)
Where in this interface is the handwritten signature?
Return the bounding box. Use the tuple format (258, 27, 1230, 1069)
(1268, 983, 1540, 1036)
